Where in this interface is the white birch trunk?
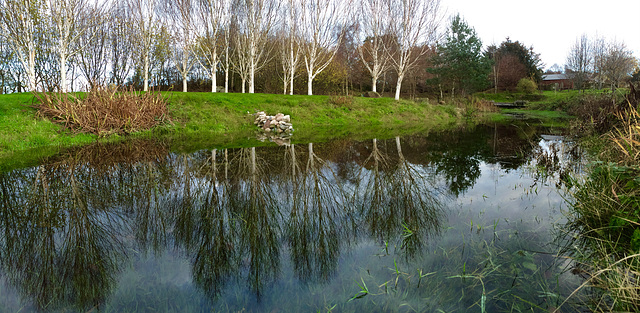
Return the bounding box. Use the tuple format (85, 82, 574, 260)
(372, 76, 377, 93)
(307, 73, 313, 95)
(395, 74, 404, 101)
(60, 54, 68, 92)
(211, 66, 217, 92)
(224, 47, 229, 93)
(144, 55, 150, 91)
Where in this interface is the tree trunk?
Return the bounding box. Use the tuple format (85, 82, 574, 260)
(372, 75, 377, 93)
(224, 48, 229, 93)
(283, 79, 287, 95)
(183, 76, 188, 92)
(307, 75, 313, 96)
(60, 53, 67, 93)
(144, 55, 150, 92)
(394, 75, 404, 100)
(28, 47, 36, 91)
(211, 67, 217, 92)
(289, 46, 295, 95)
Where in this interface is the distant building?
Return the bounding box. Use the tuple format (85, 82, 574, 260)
(540, 74, 574, 90)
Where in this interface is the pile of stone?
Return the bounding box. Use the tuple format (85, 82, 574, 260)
(253, 111, 293, 134)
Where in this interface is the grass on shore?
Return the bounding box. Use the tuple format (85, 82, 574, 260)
(560, 100, 640, 312)
(0, 91, 462, 170)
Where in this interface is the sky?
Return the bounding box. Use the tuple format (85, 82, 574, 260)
(442, 0, 640, 71)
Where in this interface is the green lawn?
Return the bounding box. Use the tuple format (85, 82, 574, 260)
(0, 92, 462, 170)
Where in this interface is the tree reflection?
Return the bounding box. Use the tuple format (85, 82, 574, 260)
(0, 127, 565, 309)
(358, 137, 443, 258)
(0, 160, 127, 312)
(181, 149, 239, 298)
(284, 143, 350, 283)
(228, 147, 280, 297)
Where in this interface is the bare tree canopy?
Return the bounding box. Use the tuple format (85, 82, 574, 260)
(300, 0, 352, 96)
(0, 0, 46, 91)
(357, 0, 391, 93)
(566, 34, 592, 90)
(387, 0, 442, 100)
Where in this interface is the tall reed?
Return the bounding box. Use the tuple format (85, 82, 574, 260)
(560, 101, 640, 312)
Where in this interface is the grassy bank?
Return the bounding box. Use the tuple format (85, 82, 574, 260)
(0, 92, 462, 170)
(558, 95, 640, 311)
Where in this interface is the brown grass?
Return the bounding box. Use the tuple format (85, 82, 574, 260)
(33, 86, 170, 136)
(610, 102, 640, 164)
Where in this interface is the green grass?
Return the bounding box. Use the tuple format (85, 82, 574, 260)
(0, 93, 97, 161)
(477, 89, 607, 110)
(0, 92, 461, 171)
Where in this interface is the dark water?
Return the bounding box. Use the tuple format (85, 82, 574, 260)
(0, 124, 588, 312)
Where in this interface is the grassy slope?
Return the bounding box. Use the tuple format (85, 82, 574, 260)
(0, 92, 460, 170)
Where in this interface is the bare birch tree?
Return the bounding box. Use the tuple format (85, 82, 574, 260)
(231, 21, 251, 93)
(300, 0, 350, 96)
(601, 40, 636, 90)
(357, 0, 390, 93)
(279, 0, 302, 95)
(46, 0, 104, 92)
(387, 0, 441, 100)
(220, 26, 231, 93)
(129, 0, 160, 91)
(566, 34, 591, 91)
(233, 0, 279, 93)
(108, 3, 135, 87)
(591, 35, 607, 89)
(0, 0, 45, 91)
(195, 0, 229, 93)
(163, 0, 196, 92)
(76, 10, 110, 89)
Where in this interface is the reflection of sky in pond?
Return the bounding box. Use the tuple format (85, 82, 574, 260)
(0, 126, 589, 312)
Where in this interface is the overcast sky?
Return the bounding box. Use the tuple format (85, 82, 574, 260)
(442, 0, 640, 70)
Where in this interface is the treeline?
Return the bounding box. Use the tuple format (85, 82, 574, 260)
(564, 34, 638, 91)
(0, 0, 442, 99)
(5, 0, 629, 100)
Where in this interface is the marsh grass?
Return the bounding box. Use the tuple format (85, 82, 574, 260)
(560, 102, 640, 311)
(610, 103, 640, 164)
(33, 86, 170, 136)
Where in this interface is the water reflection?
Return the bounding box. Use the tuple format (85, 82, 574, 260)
(0, 125, 584, 311)
(357, 137, 443, 257)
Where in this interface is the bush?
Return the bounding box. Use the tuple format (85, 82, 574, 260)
(516, 78, 538, 94)
(33, 86, 169, 136)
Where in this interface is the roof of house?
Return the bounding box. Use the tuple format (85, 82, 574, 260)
(542, 74, 570, 81)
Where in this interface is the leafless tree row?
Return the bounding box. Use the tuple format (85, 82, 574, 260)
(566, 34, 637, 90)
(0, 0, 443, 99)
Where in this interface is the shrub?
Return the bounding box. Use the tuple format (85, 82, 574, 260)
(516, 78, 538, 94)
(34, 86, 169, 136)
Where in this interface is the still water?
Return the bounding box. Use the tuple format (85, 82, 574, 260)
(0, 124, 588, 312)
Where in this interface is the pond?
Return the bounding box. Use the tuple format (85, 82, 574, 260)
(0, 123, 589, 312)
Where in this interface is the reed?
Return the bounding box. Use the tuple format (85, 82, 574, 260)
(560, 101, 640, 311)
(33, 86, 169, 136)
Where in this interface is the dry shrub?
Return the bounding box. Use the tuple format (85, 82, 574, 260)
(609, 103, 640, 164)
(34, 86, 170, 136)
(328, 95, 354, 107)
(471, 98, 498, 113)
(568, 94, 621, 133)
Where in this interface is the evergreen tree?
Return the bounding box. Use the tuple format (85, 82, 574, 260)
(430, 14, 490, 96)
